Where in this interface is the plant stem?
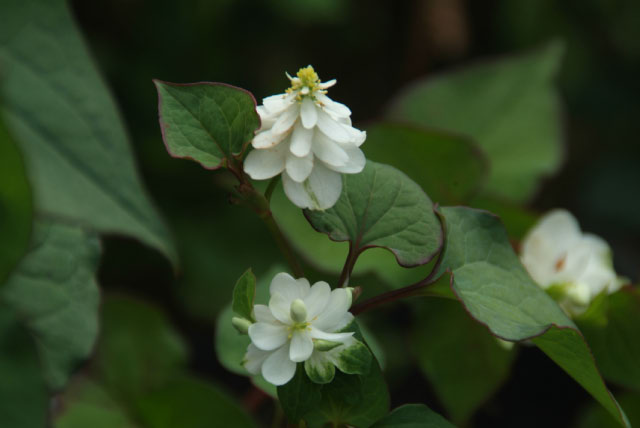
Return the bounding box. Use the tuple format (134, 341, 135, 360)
(264, 175, 281, 203)
(337, 244, 359, 287)
(262, 210, 305, 278)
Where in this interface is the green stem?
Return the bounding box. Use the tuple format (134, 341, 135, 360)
(264, 175, 281, 203)
(337, 243, 359, 287)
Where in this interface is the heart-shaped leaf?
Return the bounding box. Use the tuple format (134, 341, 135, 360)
(305, 161, 442, 268)
(389, 42, 565, 203)
(1, 220, 101, 390)
(435, 206, 629, 427)
(0, 0, 176, 265)
(154, 81, 260, 170)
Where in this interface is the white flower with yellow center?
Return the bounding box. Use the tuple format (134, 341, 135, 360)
(241, 272, 370, 386)
(243, 66, 366, 210)
(520, 209, 624, 316)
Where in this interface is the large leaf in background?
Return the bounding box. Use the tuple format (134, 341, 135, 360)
(136, 375, 255, 428)
(0, 113, 32, 285)
(0, 221, 100, 390)
(389, 43, 564, 202)
(364, 123, 487, 205)
(0, 0, 176, 264)
(371, 404, 455, 428)
(435, 206, 629, 426)
(97, 296, 188, 403)
(278, 321, 389, 428)
(580, 392, 640, 428)
(305, 161, 442, 268)
(577, 287, 640, 392)
(154, 81, 260, 170)
(412, 299, 516, 424)
(0, 307, 47, 428)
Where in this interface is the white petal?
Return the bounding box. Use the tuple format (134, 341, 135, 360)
(286, 151, 314, 183)
(316, 93, 351, 117)
(252, 129, 288, 149)
(269, 292, 293, 324)
(257, 106, 277, 130)
(289, 122, 314, 157)
(312, 132, 349, 167)
(324, 144, 365, 174)
(300, 97, 318, 129)
(243, 343, 271, 374)
(271, 105, 299, 135)
(282, 165, 343, 210)
(261, 344, 297, 386)
(309, 327, 353, 342)
(289, 330, 314, 362)
(332, 312, 354, 332)
(270, 272, 310, 300)
(316, 109, 351, 143)
(312, 288, 352, 331)
(243, 144, 287, 180)
(304, 281, 331, 319)
(248, 322, 288, 351)
(263, 93, 294, 115)
(317, 79, 336, 89)
(253, 304, 279, 324)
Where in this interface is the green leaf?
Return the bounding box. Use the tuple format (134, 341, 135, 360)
(97, 296, 188, 402)
(577, 288, 640, 392)
(232, 268, 256, 321)
(215, 265, 284, 397)
(364, 123, 487, 205)
(278, 320, 389, 428)
(55, 380, 139, 428)
(0, 306, 48, 428)
(0, 0, 176, 264)
(0, 112, 32, 286)
(305, 161, 442, 268)
(136, 375, 256, 428)
(436, 206, 629, 427)
(0, 221, 101, 390)
(389, 42, 565, 202)
(371, 404, 456, 428)
(154, 80, 260, 170)
(579, 391, 640, 428)
(412, 299, 516, 424)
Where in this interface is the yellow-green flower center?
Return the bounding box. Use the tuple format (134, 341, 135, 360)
(287, 65, 321, 95)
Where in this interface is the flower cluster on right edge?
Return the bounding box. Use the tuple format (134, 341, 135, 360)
(520, 209, 625, 317)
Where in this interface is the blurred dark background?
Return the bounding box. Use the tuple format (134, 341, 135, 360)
(69, 0, 640, 426)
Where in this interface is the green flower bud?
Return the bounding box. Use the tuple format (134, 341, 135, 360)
(232, 316, 252, 334)
(313, 339, 342, 352)
(289, 298, 308, 323)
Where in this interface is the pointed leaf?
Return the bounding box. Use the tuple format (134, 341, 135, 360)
(154, 81, 260, 169)
(371, 404, 456, 428)
(0, 0, 176, 264)
(435, 206, 629, 427)
(305, 161, 442, 267)
(232, 268, 256, 321)
(1, 220, 101, 390)
(389, 43, 565, 202)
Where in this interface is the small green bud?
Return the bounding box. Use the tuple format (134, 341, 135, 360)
(290, 298, 308, 323)
(314, 339, 342, 352)
(232, 317, 252, 334)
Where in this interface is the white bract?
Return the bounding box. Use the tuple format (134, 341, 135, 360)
(242, 272, 370, 386)
(520, 209, 624, 316)
(243, 66, 366, 210)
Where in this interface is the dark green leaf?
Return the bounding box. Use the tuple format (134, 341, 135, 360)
(371, 404, 456, 428)
(154, 81, 259, 169)
(0, 113, 32, 285)
(412, 299, 516, 424)
(97, 296, 188, 402)
(1, 221, 100, 390)
(0, 0, 176, 264)
(579, 391, 640, 428)
(436, 206, 629, 427)
(364, 123, 487, 205)
(305, 161, 442, 268)
(577, 287, 640, 391)
(232, 268, 256, 321)
(136, 375, 256, 428)
(389, 43, 565, 202)
(0, 306, 48, 428)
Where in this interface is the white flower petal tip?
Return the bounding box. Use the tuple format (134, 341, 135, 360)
(243, 65, 367, 211)
(239, 272, 363, 386)
(520, 209, 623, 317)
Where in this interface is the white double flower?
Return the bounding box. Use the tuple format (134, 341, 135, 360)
(520, 209, 624, 316)
(241, 272, 368, 386)
(243, 66, 366, 210)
